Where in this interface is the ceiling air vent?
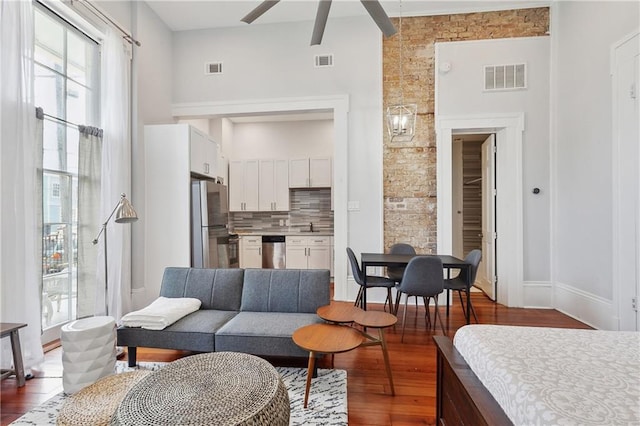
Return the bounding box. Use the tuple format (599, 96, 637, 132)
(205, 62, 223, 75)
(314, 54, 334, 68)
(484, 63, 526, 91)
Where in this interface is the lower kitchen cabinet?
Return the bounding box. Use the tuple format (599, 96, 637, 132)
(285, 236, 331, 270)
(239, 235, 262, 268)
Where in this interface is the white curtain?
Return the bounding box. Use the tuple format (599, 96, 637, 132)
(77, 126, 102, 319)
(98, 27, 132, 321)
(0, 0, 45, 370)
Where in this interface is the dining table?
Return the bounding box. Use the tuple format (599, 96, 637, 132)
(360, 253, 473, 324)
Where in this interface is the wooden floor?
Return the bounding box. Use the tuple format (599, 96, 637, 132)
(1, 293, 590, 425)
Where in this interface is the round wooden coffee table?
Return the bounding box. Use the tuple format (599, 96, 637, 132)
(292, 323, 362, 408)
(317, 304, 397, 396)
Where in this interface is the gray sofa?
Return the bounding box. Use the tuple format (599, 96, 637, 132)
(117, 267, 330, 367)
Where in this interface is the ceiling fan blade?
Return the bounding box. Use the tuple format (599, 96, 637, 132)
(241, 0, 281, 24)
(360, 0, 397, 38)
(311, 0, 332, 45)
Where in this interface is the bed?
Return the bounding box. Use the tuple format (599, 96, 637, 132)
(434, 325, 640, 425)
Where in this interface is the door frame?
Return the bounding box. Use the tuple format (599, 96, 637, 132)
(436, 113, 525, 307)
(172, 95, 350, 298)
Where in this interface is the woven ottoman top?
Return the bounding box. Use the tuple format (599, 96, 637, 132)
(57, 370, 151, 426)
(111, 352, 290, 426)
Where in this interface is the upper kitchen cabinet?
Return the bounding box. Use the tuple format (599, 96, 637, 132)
(289, 157, 332, 188)
(229, 160, 259, 212)
(189, 126, 219, 179)
(259, 159, 289, 211)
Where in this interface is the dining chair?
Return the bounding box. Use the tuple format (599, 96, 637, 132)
(387, 243, 416, 315)
(346, 247, 396, 311)
(444, 249, 481, 323)
(396, 256, 446, 342)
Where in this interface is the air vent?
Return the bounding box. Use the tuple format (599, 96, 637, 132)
(484, 63, 526, 91)
(314, 54, 334, 68)
(205, 62, 223, 75)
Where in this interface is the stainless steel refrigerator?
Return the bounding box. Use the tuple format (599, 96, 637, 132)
(191, 180, 237, 268)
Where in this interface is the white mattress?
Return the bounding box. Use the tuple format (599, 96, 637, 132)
(453, 325, 640, 426)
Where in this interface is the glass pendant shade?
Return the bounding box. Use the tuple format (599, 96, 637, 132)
(386, 103, 417, 142)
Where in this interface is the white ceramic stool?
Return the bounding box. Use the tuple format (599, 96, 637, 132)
(61, 316, 116, 394)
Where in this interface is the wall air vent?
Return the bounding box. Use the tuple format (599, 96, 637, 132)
(205, 62, 223, 75)
(484, 63, 526, 91)
(314, 54, 334, 68)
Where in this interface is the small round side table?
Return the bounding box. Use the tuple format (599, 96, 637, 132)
(293, 323, 362, 408)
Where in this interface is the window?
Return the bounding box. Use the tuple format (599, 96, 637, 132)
(34, 3, 100, 332)
(51, 182, 60, 198)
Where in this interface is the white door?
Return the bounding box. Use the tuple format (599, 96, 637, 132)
(613, 33, 639, 331)
(478, 134, 497, 300)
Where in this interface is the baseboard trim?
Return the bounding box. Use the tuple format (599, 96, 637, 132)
(522, 281, 553, 308)
(554, 282, 615, 330)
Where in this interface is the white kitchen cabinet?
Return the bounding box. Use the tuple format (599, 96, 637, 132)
(239, 235, 262, 268)
(259, 159, 289, 211)
(289, 157, 332, 188)
(229, 160, 259, 212)
(189, 126, 218, 179)
(285, 236, 331, 270)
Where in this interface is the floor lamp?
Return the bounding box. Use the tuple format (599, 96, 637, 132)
(92, 193, 138, 316)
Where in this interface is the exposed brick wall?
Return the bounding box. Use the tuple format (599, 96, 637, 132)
(382, 7, 549, 253)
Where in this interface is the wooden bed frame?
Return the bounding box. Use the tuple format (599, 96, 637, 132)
(433, 336, 512, 425)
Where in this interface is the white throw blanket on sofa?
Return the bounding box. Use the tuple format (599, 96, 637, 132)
(121, 297, 202, 330)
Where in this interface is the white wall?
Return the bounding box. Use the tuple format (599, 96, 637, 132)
(228, 120, 333, 160)
(171, 16, 386, 301)
(552, 1, 639, 328)
(436, 36, 551, 284)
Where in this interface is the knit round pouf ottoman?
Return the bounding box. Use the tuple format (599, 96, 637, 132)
(57, 370, 151, 426)
(60, 316, 116, 394)
(111, 352, 290, 426)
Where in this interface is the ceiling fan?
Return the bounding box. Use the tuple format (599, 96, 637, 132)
(241, 0, 397, 45)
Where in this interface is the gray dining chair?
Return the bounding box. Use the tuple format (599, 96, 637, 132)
(444, 249, 481, 323)
(396, 256, 446, 342)
(346, 247, 396, 311)
(387, 243, 416, 315)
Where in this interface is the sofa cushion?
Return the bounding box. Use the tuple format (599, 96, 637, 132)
(117, 310, 238, 352)
(160, 267, 244, 311)
(240, 269, 330, 313)
(215, 312, 324, 358)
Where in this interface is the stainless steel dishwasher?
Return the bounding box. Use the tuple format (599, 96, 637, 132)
(262, 235, 286, 268)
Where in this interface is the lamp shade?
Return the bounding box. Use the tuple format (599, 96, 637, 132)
(114, 195, 138, 223)
(386, 103, 417, 142)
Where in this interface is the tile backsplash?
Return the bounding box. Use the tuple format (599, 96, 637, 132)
(230, 188, 333, 234)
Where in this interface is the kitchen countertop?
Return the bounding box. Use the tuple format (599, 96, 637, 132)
(235, 231, 334, 237)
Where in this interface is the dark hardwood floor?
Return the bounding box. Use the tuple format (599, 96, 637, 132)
(1, 292, 590, 425)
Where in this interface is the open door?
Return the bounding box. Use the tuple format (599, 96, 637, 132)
(613, 33, 639, 331)
(478, 134, 497, 300)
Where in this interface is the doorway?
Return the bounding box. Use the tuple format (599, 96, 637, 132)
(452, 133, 497, 300)
(437, 113, 524, 308)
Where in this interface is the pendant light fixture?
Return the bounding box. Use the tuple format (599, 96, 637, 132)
(386, 0, 417, 142)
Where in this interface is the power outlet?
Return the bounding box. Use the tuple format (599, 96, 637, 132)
(279, 219, 284, 226)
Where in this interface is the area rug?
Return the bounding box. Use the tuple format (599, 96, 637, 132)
(10, 361, 347, 426)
